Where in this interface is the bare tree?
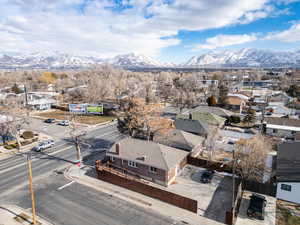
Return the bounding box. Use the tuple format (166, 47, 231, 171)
(117, 98, 163, 139)
(234, 135, 272, 185)
(204, 126, 219, 163)
(4, 98, 29, 150)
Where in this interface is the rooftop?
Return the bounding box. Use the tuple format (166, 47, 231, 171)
(107, 138, 189, 171)
(277, 141, 300, 182)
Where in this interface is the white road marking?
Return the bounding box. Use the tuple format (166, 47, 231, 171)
(0, 146, 73, 175)
(57, 181, 75, 190)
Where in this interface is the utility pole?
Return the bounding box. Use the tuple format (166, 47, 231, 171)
(27, 153, 37, 225)
(231, 148, 236, 225)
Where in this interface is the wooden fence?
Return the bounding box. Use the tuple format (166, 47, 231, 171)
(95, 161, 198, 213)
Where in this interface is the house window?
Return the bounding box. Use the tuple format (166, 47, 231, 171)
(149, 166, 157, 174)
(110, 156, 115, 162)
(281, 184, 292, 192)
(128, 161, 138, 168)
(273, 129, 277, 133)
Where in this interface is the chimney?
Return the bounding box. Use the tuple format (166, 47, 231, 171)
(116, 143, 120, 155)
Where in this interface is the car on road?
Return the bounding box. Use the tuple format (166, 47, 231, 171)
(58, 120, 69, 126)
(200, 170, 214, 183)
(44, 118, 56, 123)
(247, 193, 266, 220)
(32, 140, 55, 152)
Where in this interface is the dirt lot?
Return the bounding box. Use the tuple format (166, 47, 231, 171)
(34, 110, 116, 125)
(277, 200, 300, 225)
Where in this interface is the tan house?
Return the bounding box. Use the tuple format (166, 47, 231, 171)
(226, 96, 247, 114)
(106, 138, 189, 186)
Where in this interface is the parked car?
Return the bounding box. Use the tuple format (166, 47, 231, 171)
(58, 120, 69, 126)
(32, 140, 55, 152)
(200, 170, 214, 183)
(44, 118, 55, 123)
(247, 194, 266, 220)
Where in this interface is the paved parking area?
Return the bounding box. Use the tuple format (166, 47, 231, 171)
(24, 117, 83, 139)
(166, 165, 233, 224)
(235, 191, 276, 225)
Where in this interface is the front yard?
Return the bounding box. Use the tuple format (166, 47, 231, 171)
(34, 110, 116, 125)
(277, 200, 300, 225)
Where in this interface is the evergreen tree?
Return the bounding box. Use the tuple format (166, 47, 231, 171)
(243, 107, 256, 125)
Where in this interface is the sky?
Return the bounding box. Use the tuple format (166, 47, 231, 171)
(0, 0, 300, 63)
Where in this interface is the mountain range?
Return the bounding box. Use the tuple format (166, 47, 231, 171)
(0, 49, 299, 69)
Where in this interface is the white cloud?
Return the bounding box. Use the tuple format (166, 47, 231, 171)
(265, 22, 300, 42)
(194, 34, 257, 50)
(0, 0, 286, 57)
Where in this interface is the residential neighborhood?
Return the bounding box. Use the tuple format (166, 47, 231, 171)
(0, 66, 299, 225)
(1, 1, 300, 225)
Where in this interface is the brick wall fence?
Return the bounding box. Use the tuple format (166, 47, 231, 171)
(95, 161, 198, 213)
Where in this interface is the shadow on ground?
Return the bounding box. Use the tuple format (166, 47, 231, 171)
(203, 176, 233, 224)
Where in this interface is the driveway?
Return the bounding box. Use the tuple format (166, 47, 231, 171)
(166, 165, 233, 224)
(235, 191, 276, 225)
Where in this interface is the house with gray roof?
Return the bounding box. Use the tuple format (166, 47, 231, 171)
(174, 118, 211, 136)
(153, 129, 205, 155)
(276, 141, 300, 204)
(106, 138, 189, 186)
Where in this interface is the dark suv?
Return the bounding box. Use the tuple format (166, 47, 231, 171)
(247, 194, 266, 220)
(44, 118, 55, 123)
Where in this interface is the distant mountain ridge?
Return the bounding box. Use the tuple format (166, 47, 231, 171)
(183, 48, 300, 68)
(0, 48, 300, 69)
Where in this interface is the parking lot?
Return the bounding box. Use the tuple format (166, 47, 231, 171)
(24, 117, 85, 139)
(165, 165, 233, 224)
(235, 191, 276, 225)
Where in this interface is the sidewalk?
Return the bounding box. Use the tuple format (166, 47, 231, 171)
(0, 205, 53, 225)
(65, 165, 223, 225)
(0, 132, 53, 159)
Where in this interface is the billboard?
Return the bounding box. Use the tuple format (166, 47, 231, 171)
(86, 105, 103, 115)
(69, 104, 87, 114)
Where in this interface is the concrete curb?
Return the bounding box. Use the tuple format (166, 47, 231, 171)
(64, 165, 152, 207)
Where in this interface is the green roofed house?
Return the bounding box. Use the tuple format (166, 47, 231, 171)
(177, 112, 226, 128)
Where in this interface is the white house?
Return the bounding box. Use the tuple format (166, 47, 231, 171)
(266, 102, 296, 116)
(265, 117, 300, 139)
(27, 98, 57, 110)
(276, 142, 300, 204)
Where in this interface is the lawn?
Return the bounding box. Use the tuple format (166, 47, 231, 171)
(35, 110, 116, 125)
(277, 200, 300, 225)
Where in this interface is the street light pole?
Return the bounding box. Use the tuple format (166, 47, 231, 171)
(27, 153, 37, 225)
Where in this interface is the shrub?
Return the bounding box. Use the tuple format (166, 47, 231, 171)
(229, 115, 241, 124)
(21, 131, 35, 139)
(4, 143, 19, 149)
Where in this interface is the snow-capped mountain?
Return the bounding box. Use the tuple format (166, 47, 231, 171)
(183, 48, 300, 67)
(1, 49, 300, 69)
(0, 52, 168, 69)
(110, 53, 166, 68)
(0, 51, 105, 69)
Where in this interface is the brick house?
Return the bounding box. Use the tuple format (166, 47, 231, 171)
(106, 138, 189, 186)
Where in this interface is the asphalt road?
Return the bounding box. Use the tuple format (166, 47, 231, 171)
(0, 123, 182, 225)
